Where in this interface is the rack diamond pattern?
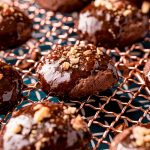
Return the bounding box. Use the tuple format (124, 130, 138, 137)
(0, 0, 149, 150)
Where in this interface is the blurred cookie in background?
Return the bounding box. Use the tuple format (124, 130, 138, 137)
(36, 0, 92, 13)
(0, 2, 32, 50)
(77, 0, 149, 48)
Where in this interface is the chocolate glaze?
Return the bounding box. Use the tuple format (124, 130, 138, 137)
(36, 0, 92, 13)
(0, 101, 91, 150)
(0, 61, 23, 114)
(0, 3, 32, 50)
(110, 124, 150, 150)
(144, 59, 150, 88)
(77, 0, 149, 48)
(37, 44, 118, 99)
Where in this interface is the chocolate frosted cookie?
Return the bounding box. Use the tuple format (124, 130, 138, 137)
(78, 0, 149, 48)
(0, 61, 23, 114)
(110, 124, 150, 150)
(144, 59, 150, 88)
(36, 0, 91, 13)
(37, 44, 118, 99)
(0, 3, 32, 50)
(0, 101, 91, 150)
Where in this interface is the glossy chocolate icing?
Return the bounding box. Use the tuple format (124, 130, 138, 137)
(78, 0, 149, 48)
(37, 44, 118, 99)
(0, 3, 32, 50)
(0, 61, 23, 114)
(0, 101, 91, 150)
(110, 124, 150, 150)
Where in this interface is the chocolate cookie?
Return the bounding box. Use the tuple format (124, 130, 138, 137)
(37, 44, 118, 99)
(0, 61, 23, 114)
(144, 59, 150, 88)
(36, 0, 91, 13)
(0, 3, 32, 50)
(0, 101, 91, 150)
(78, 0, 149, 48)
(110, 124, 150, 150)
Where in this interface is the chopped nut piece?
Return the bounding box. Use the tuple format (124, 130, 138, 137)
(4, 124, 22, 140)
(31, 130, 37, 134)
(132, 126, 150, 147)
(136, 139, 144, 147)
(0, 73, 3, 80)
(48, 127, 53, 133)
(70, 47, 77, 54)
(62, 62, 70, 71)
(145, 135, 150, 142)
(141, 1, 150, 14)
(64, 107, 76, 115)
(0, 15, 3, 23)
(76, 53, 81, 57)
(35, 141, 42, 150)
(9, 7, 15, 13)
(86, 57, 90, 61)
(70, 57, 79, 64)
(94, 0, 113, 10)
(83, 50, 92, 56)
(97, 48, 103, 55)
(12, 124, 22, 134)
(59, 57, 65, 63)
(34, 107, 51, 123)
(67, 47, 77, 56)
(123, 10, 132, 16)
(33, 104, 43, 111)
(69, 54, 75, 59)
(63, 106, 67, 110)
(71, 115, 86, 130)
(63, 115, 69, 120)
(63, 51, 67, 55)
(94, 0, 101, 7)
(105, 3, 113, 10)
(127, 5, 132, 9)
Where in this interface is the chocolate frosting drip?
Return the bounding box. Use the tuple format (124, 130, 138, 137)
(0, 3, 32, 50)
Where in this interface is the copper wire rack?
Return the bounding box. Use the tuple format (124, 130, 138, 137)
(0, 0, 150, 150)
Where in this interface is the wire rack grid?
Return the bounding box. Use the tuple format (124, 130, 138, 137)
(0, 0, 150, 150)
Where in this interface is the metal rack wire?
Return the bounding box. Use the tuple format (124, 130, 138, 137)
(0, 0, 149, 149)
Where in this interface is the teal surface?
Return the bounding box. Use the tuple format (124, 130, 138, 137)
(0, 1, 150, 150)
